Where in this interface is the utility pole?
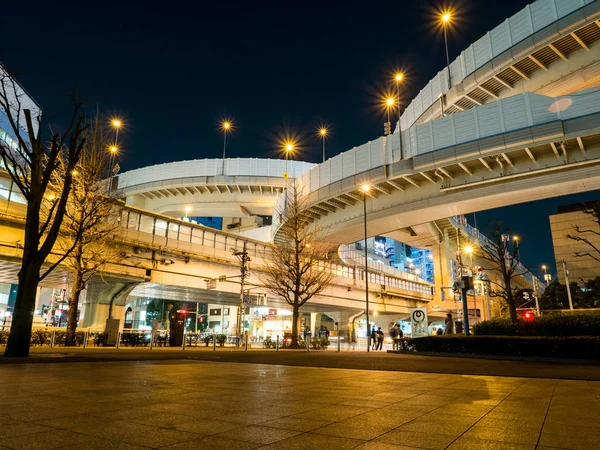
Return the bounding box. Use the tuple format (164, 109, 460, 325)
(456, 231, 470, 335)
(562, 259, 574, 310)
(233, 241, 251, 339)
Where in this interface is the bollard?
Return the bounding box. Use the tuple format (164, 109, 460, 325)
(83, 331, 88, 349)
(116, 332, 121, 349)
(306, 336, 309, 352)
(276, 335, 279, 352)
(336, 324, 340, 352)
(50, 330, 55, 348)
(182, 333, 186, 351)
(244, 334, 248, 352)
(213, 333, 216, 351)
(149, 331, 154, 350)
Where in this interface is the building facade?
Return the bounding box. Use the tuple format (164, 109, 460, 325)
(550, 202, 600, 284)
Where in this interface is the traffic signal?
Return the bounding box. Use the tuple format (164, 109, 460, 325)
(522, 311, 534, 321)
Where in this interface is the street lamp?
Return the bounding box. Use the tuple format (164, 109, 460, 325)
(361, 184, 371, 352)
(108, 145, 119, 194)
(384, 97, 395, 135)
(440, 10, 453, 87)
(319, 127, 328, 163)
(221, 121, 232, 175)
(283, 141, 294, 179)
(111, 119, 122, 146)
(393, 72, 405, 158)
(513, 235, 520, 260)
(185, 206, 191, 219)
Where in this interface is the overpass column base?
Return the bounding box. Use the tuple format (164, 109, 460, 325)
(80, 281, 140, 331)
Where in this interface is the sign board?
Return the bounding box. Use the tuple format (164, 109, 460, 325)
(206, 279, 217, 290)
(268, 309, 277, 316)
(410, 308, 428, 338)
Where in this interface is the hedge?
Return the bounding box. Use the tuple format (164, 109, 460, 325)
(0, 330, 87, 347)
(398, 335, 600, 359)
(473, 313, 600, 337)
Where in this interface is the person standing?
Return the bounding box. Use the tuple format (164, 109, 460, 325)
(444, 313, 455, 335)
(371, 325, 377, 350)
(389, 324, 398, 350)
(376, 327, 384, 351)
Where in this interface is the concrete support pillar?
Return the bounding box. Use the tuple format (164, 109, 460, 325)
(432, 229, 454, 304)
(80, 280, 140, 331)
(325, 311, 360, 343)
(310, 312, 319, 335)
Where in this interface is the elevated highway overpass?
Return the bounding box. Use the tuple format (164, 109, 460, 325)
(0, 190, 435, 331)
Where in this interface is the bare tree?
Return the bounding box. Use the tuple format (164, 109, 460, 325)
(260, 181, 334, 347)
(567, 201, 600, 263)
(60, 116, 123, 346)
(475, 225, 529, 323)
(0, 67, 87, 357)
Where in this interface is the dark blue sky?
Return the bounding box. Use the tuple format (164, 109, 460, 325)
(2, 0, 598, 276)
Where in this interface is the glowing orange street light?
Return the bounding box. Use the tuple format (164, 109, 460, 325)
(440, 10, 453, 86)
(319, 127, 328, 163)
(221, 120, 233, 175)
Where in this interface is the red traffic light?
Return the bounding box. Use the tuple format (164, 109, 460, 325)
(523, 311, 534, 321)
(181, 309, 187, 315)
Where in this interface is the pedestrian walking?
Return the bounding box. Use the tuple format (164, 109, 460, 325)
(389, 324, 398, 350)
(444, 313, 454, 335)
(376, 327, 384, 351)
(371, 325, 377, 350)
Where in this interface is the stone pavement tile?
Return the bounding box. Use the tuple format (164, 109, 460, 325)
(173, 418, 243, 435)
(446, 437, 535, 450)
(312, 409, 413, 440)
(0, 423, 52, 439)
(461, 427, 539, 446)
(441, 402, 495, 417)
(160, 435, 262, 449)
(340, 398, 397, 408)
(374, 430, 456, 450)
(260, 416, 332, 432)
(396, 415, 477, 436)
(545, 412, 600, 428)
(538, 429, 600, 450)
(218, 412, 281, 425)
(396, 394, 454, 407)
(470, 418, 542, 433)
(0, 430, 90, 450)
(97, 408, 191, 428)
(353, 442, 423, 450)
(53, 437, 151, 449)
(35, 414, 119, 432)
(484, 410, 546, 425)
(293, 404, 370, 422)
(66, 420, 197, 448)
(260, 432, 365, 449)
(214, 425, 300, 444)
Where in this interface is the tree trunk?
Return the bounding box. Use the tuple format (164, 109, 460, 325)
(505, 275, 518, 323)
(291, 302, 300, 348)
(4, 265, 41, 357)
(65, 271, 83, 346)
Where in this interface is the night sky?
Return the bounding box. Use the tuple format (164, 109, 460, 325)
(2, 0, 599, 277)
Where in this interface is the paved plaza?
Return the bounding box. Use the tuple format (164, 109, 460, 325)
(0, 360, 598, 449)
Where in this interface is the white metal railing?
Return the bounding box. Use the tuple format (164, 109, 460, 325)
(116, 158, 315, 190)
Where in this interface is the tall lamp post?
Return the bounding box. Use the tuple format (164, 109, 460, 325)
(361, 184, 371, 352)
(221, 121, 231, 175)
(284, 142, 294, 179)
(384, 97, 395, 136)
(440, 12, 452, 88)
(108, 145, 118, 194)
(111, 119, 122, 145)
(319, 128, 327, 163)
(394, 73, 404, 158)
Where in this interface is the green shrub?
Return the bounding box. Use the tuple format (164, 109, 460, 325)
(398, 335, 600, 359)
(217, 334, 227, 347)
(263, 336, 273, 348)
(473, 313, 600, 337)
(0, 330, 8, 345)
